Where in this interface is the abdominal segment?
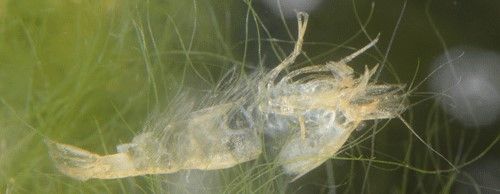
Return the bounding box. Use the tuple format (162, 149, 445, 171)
(46, 103, 262, 181)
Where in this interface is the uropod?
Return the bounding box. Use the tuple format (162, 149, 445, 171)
(258, 13, 406, 181)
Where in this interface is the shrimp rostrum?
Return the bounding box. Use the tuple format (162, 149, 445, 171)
(46, 12, 406, 181)
(258, 13, 407, 181)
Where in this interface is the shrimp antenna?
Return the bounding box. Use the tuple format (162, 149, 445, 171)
(397, 115, 458, 171)
(339, 34, 380, 64)
(261, 12, 309, 90)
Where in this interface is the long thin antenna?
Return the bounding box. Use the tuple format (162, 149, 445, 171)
(338, 34, 379, 64)
(374, 0, 407, 81)
(398, 115, 458, 171)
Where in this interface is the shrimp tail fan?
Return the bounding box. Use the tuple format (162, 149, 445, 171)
(45, 139, 139, 181)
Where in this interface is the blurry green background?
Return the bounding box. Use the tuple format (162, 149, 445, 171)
(0, 0, 499, 193)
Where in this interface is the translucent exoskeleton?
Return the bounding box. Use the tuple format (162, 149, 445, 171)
(46, 12, 406, 182)
(258, 13, 406, 181)
(46, 73, 264, 180)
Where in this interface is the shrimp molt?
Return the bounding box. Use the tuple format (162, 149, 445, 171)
(46, 12, 407, 181)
